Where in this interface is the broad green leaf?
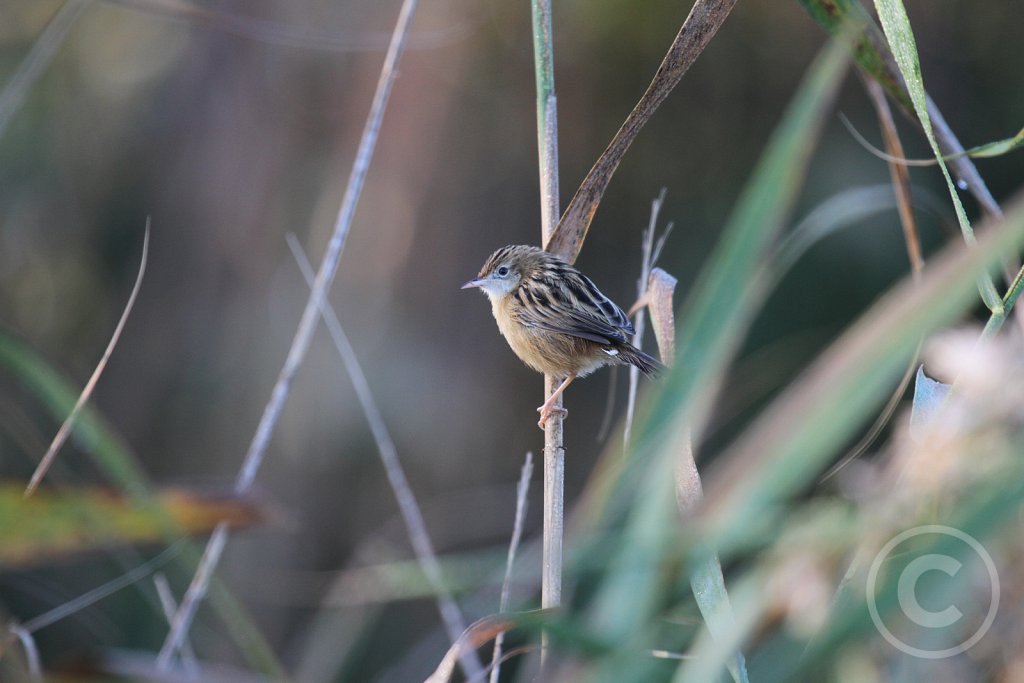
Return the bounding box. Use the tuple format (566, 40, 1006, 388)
(0, 482, 263, 566)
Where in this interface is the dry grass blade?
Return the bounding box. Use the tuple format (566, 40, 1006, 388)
(544, 0, 738, 263)
(426, 611, 549, 683)
(25, 224, 149, 496)
(866, 78, 923, 277)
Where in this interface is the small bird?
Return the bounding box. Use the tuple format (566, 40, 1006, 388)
(463, 245, 663, 428)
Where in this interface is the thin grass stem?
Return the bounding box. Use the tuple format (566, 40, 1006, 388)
(157, 0, 420, 667)
(624, 190, 666, 447)
(489, 452, 534, 683)
(288, 238, 483, 679)
(26, 224, 149, 496)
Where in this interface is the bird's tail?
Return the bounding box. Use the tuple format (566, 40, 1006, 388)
(622, 345, 666, 378)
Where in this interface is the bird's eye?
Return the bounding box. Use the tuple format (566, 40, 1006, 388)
(496, 266, 510, 277)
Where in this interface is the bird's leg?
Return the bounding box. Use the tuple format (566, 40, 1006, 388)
(537, 373, 575, 429)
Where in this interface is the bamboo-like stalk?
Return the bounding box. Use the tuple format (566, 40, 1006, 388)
(531, 1, 563, 669)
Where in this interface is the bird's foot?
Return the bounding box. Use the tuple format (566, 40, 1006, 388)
(537, 404, 568, 429)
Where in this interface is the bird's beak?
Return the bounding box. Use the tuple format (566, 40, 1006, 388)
(461, 278, 485, 290)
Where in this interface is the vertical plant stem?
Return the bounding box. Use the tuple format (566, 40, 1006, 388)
(531, 0, 562, 669)
(532, 0, 559, 236)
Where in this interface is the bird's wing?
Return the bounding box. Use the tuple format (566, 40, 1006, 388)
(513, 271, 634, 345)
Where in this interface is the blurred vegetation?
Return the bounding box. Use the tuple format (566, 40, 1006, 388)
(1, 0, 1023, 681)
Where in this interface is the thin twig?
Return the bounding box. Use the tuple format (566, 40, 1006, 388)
(624, 190, 666, 447)
(26, 223, 149, 496)
(157, 0, 420, 665)
(288, 238, 483, 680)
(489, 452, 534, 683)
(0, 0, 90, 143)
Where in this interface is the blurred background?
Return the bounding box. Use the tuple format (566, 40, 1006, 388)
(0, 0, 1021, 679)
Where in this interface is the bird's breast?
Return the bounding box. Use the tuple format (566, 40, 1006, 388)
(490, 296, 607, 377)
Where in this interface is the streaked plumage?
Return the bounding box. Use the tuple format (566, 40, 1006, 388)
(463, 245, 663, 427)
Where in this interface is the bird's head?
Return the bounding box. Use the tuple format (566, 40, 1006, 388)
(462, 245, 545, 301)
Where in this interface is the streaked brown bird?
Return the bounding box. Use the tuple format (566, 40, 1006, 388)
(463, 245, 663, 428)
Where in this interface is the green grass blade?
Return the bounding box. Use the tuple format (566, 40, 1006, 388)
(872, 0, 1002, 310)
(0, 332, 285, 676)
(584, 36, 850, 682)
(698, 190, 1024, 551)
(965, 125, 1024, 158)
(643, 35, 851, 452)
